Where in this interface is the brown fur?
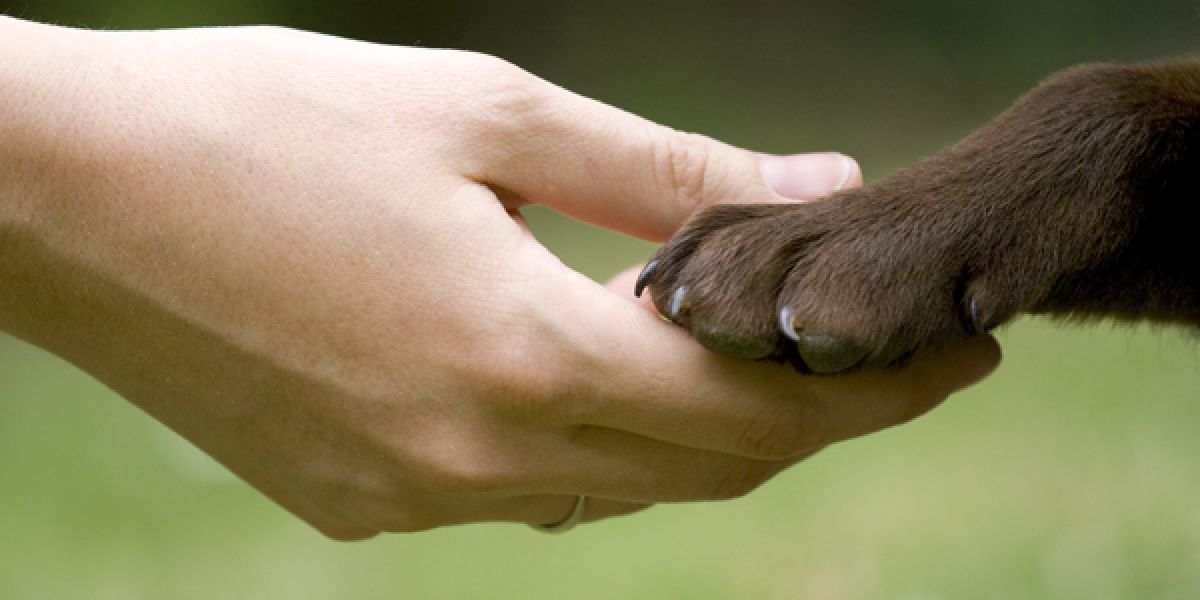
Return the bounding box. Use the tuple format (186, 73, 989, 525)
(639, 61, 1200, 373)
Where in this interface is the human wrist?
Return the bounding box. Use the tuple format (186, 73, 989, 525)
(0, 18, 128, 346)
(0, 19, 136, 263)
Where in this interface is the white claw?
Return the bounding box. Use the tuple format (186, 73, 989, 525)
(779, 307, 800, 341)
(668, 286, 688, 318)
(968, 296, 984, 334)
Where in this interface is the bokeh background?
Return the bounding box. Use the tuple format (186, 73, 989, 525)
(2, 1, 1200, 598)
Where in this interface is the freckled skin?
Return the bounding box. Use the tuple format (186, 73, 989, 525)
(640, 61, 1200, 373)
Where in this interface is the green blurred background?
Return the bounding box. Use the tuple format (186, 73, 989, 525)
(3, 1, 1200, 598)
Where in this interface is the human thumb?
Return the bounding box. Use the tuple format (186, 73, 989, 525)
(475, 75, 861, 242)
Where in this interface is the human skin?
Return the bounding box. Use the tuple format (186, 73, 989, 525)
(0, 17, 1000, 539)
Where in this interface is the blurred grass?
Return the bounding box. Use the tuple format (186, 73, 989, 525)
(3, 0, 1200, 598)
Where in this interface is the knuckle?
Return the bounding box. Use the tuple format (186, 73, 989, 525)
(449, 50, 528, 84)
(298, 474, 446, 535)
(466, 329, 584, 423)
(404, 438, 508, 496)
(444, 51, 546, 130)
(479, 346, 567, 405)
(654, 130, 718, 216)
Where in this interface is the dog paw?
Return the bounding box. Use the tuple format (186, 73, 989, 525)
(636, 62, 1183, 372)
(638, 190, 1003, 373)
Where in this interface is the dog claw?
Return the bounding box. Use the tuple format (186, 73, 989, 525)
(668, 286, 688, 319)
(778, 307, 800, 342)
(634, 261, 658, 298)
(967, 296, 984, 335)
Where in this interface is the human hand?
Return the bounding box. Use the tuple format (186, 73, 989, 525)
(0, 18, 1000, 539)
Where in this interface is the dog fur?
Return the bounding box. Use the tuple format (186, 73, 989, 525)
(638, 61, 1200, 373)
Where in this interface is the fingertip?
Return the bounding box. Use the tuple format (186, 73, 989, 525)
(953, 335, 1003, 390)
(915, 335, 1002, 394)
(757, 152, 863, 201)
(835, 153, 863, 191)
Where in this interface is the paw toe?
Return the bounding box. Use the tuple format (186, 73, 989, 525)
(793, 332, 869, 374)
(690, 320, 777, 360)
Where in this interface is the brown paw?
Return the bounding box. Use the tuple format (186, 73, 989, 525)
(637, 62, 1189, 371)
(639, 192, 998, 373)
